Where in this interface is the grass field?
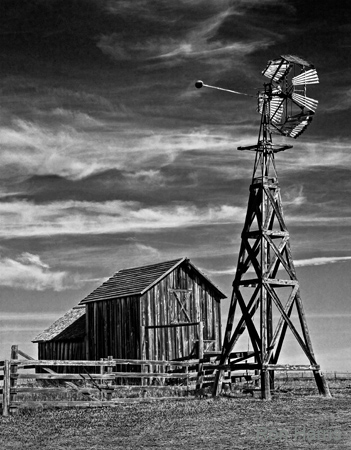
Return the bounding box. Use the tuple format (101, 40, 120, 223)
(1, 389, 351, 449)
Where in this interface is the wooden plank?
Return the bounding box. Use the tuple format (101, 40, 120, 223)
(15, 371, 196, 380)
(10, 346, 18, 409)
(11, 397, 194, 408)
(195, 321, 204, 390)
(12, 385, 190, 393)
(264, 364, 319, 371)
(14, 358, 199, 368)
(15, 373, 115, 380)
(2, 360, 10, 416)
(146, 322, 200, 329)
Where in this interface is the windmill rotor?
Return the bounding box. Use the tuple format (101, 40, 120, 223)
(261, 54, 319, 139)
(195, 54, 319, 141)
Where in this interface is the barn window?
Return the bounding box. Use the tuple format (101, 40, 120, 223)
(168, 289, 193, 324)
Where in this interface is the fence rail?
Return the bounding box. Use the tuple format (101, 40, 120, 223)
(2, 345, 350, 415)
(0, 346, 208, 416)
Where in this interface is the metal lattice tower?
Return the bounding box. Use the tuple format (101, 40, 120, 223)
(195, 55, 330, 399)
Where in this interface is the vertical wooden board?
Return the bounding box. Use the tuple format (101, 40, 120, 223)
(3, 360, 10, 417)
(202, 287, 208, 343)
(213, 297, 219, 350)
(122, 298, 127, 358)
(158, 282, 165, 363)
(115, 299, 120, 359)
(131, 297, 136, 358)
(154, 286, 159, 362)
(113, 300, 117, 358)
(140, 295, 145, 360)
(207, 291, 213, 340)
(100, 302, 105, 358)
(103, 301, 108, 357)
(141, 294, 148, 359)
(127, 298, 131, 357)
(147, 291, 153, 360)
(108, 300, 113, 357)
(93, 302, 97, 360)
(128, 297, 133, 359)
(133, 296, 139, 358)
(115, 300, 120, 362)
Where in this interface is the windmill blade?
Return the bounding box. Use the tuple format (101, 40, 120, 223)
(262, 58, 291, 83)
(257, 90, 284, 124)
(292, 69, 319, 85)
(278, 113, 314, 138)
(291, 93, 318, 112)
(289, 119, 311, 138)
(270, 90, 284, 124)
(281, 54, 315, 69)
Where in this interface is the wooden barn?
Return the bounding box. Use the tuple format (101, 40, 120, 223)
(32, 305, 86, 372)
(33, 257, 225, 364)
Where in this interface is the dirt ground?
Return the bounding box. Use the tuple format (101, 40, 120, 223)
(1, 393, 351, 449)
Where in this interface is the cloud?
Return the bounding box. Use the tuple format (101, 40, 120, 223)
(0, 118, 255, 185)
(0, 253, 69, 291)
(0, 312, 61, 322)
(0, 119, 105, 180)
(295, 256, 351, 267)
(207, 266, 236, 276)
(207, 255, 351, 275)
(96, 0, 279, 82)
(0, 199, 246, 238)
(282, 185, 306, 207)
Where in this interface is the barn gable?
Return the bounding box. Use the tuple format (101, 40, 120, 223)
(79, 257, 225, 304)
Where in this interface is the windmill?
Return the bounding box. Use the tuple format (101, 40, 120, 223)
(195, 55, 330, 399)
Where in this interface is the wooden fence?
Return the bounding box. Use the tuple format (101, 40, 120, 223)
(2, 346, 348, 415)
(1, 345, 218, 416)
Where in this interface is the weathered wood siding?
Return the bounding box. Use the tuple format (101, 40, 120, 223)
(141, 263, 221, 361)
(37, 341, 86, 373)
(86, 295, 140, 361)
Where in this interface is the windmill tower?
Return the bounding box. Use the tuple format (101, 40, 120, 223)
(196, 55, 330, 399)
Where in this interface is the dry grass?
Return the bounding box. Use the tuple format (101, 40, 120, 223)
(1, 390, 351, 449)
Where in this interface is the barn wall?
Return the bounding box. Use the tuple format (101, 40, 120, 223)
(86, 295, 140, 361)
(141, 263, 222, 361)
(37, 340, 86, 373)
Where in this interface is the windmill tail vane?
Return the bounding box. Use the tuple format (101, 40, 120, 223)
(195, 55, 331, 400)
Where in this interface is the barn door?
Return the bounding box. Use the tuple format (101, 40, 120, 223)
(167, 289, 198, 360)
(168, 289, 193, 324)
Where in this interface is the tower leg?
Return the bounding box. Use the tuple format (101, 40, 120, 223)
(261, 370, 271, 400)
(313, 370, 331, 397)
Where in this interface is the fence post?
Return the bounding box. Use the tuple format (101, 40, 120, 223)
(107, 356, 113, 375)
(140, 325, 146, 386)
(196, 321, 204, 391)
(185, 365, 189, 396)
(99, 358, 105, 399)
(10, 345, 18, 412)
(2, 360, 10, 416)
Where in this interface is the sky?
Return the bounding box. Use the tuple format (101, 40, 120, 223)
(0, 0, 351, 372)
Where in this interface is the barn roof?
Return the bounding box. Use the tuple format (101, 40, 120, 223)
(80, 257, 226, 304)
(32, 305, 86, 343)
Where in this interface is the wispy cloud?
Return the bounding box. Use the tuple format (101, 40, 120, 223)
(0, 118, 254, 184)
(0, 312, 61, 322)
(282, 139, 351, 170)
(295, 256, 351, 267)
(207, 255, 351, 276)
(0, 199, 246, 238)
(98, 2, 273, 73)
